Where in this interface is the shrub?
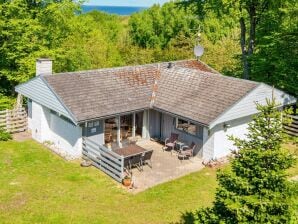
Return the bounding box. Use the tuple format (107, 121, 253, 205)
(0, 128, 12, 141)
(0, 94, 15, 111)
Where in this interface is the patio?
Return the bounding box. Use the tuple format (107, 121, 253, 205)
(125, 140, 205, 193)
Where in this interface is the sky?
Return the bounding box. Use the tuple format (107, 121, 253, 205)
(84, 0, 170, 7)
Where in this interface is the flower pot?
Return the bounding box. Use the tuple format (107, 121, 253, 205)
(122, 177, 132, 187)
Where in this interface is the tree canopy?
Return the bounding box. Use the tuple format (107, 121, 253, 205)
(0, 0, 297, 109)
(182, 0, 298, 96)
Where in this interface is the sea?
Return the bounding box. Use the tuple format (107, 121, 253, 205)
(81, 5, 148, 15)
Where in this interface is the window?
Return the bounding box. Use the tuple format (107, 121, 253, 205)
(176, 118, 197, 136)
(88, 120, 100, 128)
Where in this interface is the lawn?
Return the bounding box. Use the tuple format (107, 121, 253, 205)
(0, 140, 297, 224)
(0, 140, 217, 224)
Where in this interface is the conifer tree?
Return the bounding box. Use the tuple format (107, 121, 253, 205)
(197, 98, 296, 223)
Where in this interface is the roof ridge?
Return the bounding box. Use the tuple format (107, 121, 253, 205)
(44, 58, 209, 77)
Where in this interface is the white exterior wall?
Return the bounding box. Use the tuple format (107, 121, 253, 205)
(202, 127, 214, 160)
(212, 116, 252, 159)
(203, 83, 296, 160)
(202, 116, 252, 160)
(30, 101, 82, 159)
(49, 113, 82, 158)
(27, 100, 33, 131)
(31, 101, 45, 142)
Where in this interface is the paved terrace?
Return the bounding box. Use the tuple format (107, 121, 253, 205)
(127, 140, 205, 193)
(13, 133, 205, 193)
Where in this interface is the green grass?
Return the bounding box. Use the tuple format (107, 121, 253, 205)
(284, 141, 298, 177)
(0, 140, 297, 224)
(0, 140, 218, 224)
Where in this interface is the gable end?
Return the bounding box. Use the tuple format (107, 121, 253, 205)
(15, 76, 77, 124)
(209, 83, 296, 128)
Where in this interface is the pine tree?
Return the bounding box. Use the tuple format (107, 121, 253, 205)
(197, 98, 296, 223)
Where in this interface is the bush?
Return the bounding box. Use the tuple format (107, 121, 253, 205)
(0, 129, 12, 141)
(0, 94, 15, 110)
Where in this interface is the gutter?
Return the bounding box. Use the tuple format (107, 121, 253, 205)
(77, 108, 149, 125)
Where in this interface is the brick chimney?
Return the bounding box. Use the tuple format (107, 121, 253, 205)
(36, 58, 52, 76)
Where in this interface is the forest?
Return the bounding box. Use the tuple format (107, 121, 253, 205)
(0, 0, 297, 110)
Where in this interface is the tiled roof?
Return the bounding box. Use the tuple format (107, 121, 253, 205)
(44, 65, 159, 122)
(43, 60, 258, 125)
(153, 66, 257, 125)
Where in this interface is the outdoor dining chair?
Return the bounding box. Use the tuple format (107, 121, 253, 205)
(178, 142, 195, 162)
(123, 157, 131, 173)
(164, 133, 179, 152)
(128, 154, 142, 171)
(140, 150, 153, 170)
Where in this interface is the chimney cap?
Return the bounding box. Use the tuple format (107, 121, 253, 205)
(36, 58, 53, 76)
(36, 58, 53, 62)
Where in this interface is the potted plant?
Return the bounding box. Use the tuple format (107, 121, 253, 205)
(122, 175, 132, 187)
(106, 143, 112, 149)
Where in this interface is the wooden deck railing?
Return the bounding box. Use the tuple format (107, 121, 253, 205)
(0, 108, 27, 133)
(284, 115, 298, 137)
(82, 137, 124, 182)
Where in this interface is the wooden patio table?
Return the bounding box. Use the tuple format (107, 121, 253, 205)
(113, 145, 147, 158)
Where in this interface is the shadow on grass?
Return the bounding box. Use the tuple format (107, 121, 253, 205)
(170, 211, 197, 224)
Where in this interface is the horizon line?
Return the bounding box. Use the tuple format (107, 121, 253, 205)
(82, 5, 149, 8)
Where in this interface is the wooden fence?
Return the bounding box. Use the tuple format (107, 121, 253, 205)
(284, 115, 298, 137)
(82, 137, 124, 182)
(0, 108, 27, 133)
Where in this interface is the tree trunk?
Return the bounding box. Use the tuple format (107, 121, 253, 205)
(240, 17, 249, 79)
(248, 10, 256, 56)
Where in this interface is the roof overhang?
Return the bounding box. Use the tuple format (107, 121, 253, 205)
(77, 108, 149, 125)
(153, 106, 209, 127)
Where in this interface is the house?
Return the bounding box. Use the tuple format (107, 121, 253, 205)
(15, 59, 295, 169)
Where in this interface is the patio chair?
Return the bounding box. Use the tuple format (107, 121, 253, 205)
(164, 133, 179, 152)
(129, 154, 142, 171)
(178, 142, 195, 162)
(124, 157, 131, 170)
(140, 150, 153, 170)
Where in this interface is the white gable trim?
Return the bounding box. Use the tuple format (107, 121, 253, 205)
(209, 83, 296, 128)
(15, 76, 77, 124)
(39, 76, 77, 124)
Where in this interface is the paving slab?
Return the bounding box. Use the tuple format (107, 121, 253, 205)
(127, 140, 204, 193)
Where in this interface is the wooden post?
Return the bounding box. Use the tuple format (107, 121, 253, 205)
(147, 110, 150, 139)
(142, 110, 150, 139)
(117, 116, 122, 148)
(120, 155, 124, 179)
(102, 119, 105, 145)
(142, 110, 147, 139)
(132, 112, 136, 138)
(6, 109, 10, 133)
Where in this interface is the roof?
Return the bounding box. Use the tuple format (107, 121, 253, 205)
(18, 59, 259, 125)
(44, 65, 159, 122)
(154, 66, 257, 125)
